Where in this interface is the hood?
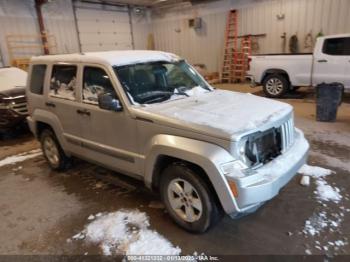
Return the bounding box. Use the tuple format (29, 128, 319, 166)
(0, 67, 27, 95)
(139, 90, 293, 141)
(0, 86, 26, 99)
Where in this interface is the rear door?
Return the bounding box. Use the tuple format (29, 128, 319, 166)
(313, 36, 350, 88)
(45, 64, 82, 152)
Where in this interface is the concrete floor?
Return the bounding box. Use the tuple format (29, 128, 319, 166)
(1, 84, 350, 257)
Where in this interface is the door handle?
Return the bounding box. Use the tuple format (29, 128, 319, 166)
(317, 59, 328, 63)
(45, 102, 56, 108)
(76, 109, 90, 116)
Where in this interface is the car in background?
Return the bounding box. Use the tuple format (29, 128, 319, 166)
(0, 67, 28, 131)
(247, 34, 350, 98)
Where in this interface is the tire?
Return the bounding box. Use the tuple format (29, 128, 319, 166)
(40, 129, 71, 171)
(160, 163, 222, 233)
(262, 74, 290, 98)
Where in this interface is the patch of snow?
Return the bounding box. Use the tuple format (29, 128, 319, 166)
(142, 90, 292, 139)
(0, 149, 42, 168)
(126, 229, 181, 256)
(315, 180, 342, 203)
(72, 232, 85, 240)
(298, 164, 333, 178)
(184, 86, 210, 96)
(72, 210, 181, 256)
(300, 175, 310, 186)
(303, 211, 342, 237)
(88, 215, 95, 220)
(305, 249, 312, 255)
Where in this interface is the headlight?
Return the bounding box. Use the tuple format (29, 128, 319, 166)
(220, 160, 247, 175)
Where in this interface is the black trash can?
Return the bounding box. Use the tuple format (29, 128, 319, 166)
(316, 83, 344, 122)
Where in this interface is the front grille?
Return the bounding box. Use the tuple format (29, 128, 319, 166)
(281, 117, 294, 152)
(11, 101, 28, 115)
(244, 117, 294, 167)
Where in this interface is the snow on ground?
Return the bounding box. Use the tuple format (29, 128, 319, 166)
(0, 149, 42, 168)
(298, 164, 341, 203)
(298, 164, 333, 178)
(298, 164, 349, 254)
(314, 180, 342, 203)
(70, 210, 181, 256)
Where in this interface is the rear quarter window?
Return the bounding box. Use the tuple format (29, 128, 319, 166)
(30, 65, 47, 95)
(50, 65, 77, 100)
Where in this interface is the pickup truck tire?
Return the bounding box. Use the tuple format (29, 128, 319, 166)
(160, 163, 221, 233)
(40, 129, 70, 171)
(262, 74, 289, 98)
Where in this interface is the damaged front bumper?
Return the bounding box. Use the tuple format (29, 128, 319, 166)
(226, 128, 309, 217)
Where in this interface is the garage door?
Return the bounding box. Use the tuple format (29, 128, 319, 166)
(74, 3, 134, 52)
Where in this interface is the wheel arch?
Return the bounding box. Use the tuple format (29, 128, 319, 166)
(144, 134, 239, 214)
(261, 68, 291, 84)
(32, 109, 69, 155)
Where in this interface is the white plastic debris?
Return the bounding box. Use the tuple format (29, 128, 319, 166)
(300, 175, 310, 186)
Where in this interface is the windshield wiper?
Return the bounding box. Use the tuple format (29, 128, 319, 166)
(173, 91, 190, 97)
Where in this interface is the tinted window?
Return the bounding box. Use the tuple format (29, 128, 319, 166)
(30, 65, 46, 95)
(50, 65, 77, 100)
(83, 67, 116, 104)
(323, 37, 350, 55)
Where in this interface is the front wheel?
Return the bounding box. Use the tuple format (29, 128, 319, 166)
(160, 163, 222, 233)
(262, 74, 289, 98)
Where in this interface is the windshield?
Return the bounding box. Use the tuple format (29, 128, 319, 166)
(114, 60, 212, 105)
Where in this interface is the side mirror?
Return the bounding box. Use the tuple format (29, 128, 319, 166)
(98, 93, 123, 112)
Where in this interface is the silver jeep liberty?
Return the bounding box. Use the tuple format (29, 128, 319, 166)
(26, 50, 309, 232)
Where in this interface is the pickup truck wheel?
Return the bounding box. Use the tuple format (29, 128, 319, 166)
(263, 74, 289, 98)
(40, 129, 70, 171)
(160, 163, 221, 233)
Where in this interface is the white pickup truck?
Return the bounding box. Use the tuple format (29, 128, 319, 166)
(247, 34, 350, 98)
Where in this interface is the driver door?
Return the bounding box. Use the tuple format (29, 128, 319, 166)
(77, 65, 139, 176)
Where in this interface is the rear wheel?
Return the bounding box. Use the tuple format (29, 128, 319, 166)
(263, 74, 289, 98)
(160, 163, 222, 233)
(40, 129, 70, 171)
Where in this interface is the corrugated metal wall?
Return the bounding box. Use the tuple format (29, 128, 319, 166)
(0, 0, 150, 66)
(1, 0, 349, 70)
(0, 0, 80, 66)
(151, 0, 350, 72)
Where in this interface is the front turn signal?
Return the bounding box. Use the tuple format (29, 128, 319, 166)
(228, 180, 238, 197)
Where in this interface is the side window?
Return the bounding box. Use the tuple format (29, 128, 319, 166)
(323, 37, 350, 56)
(50, 65, 77, 100)
(30, 65, 47, 95)
(83, 67, 116, 104)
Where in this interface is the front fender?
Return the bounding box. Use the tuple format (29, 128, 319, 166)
(144, 134, 239, 214)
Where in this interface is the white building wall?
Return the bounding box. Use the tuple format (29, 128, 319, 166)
(151, 0, 350, 72)
(0, 0, 80, 66)
(0, 0, 150, 66)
